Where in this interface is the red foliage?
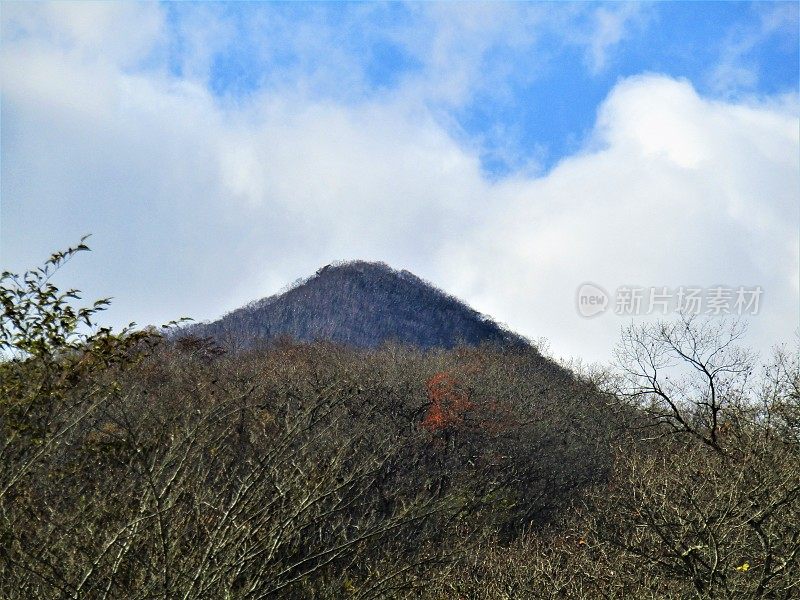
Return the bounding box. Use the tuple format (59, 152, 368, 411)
(421, 372, 473, 432)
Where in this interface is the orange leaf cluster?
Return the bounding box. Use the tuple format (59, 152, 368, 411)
(421, 372, 473, 432)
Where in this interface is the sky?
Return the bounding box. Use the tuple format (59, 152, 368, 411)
(1, 1, 798, 364)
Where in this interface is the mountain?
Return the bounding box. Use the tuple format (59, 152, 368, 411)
(180, 261, 528, 350)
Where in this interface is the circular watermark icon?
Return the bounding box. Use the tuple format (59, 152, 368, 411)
(576, 282, 609, 318)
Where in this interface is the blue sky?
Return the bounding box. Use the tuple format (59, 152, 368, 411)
(164, 1, 798, 176)
(1, 2, 798, 362)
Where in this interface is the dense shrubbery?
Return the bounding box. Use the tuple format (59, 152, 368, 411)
(429, 320, 799, 599)
(1, 246, 797, 599)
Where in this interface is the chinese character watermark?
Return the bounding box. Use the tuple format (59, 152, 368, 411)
(576, 283, 762, 318)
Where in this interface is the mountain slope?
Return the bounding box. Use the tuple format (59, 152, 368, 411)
(181, 261, 527, 349)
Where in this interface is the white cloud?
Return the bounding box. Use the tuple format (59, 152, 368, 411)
(2, 4, 797, 365)
(441, 74, 799, 362)
(584, 3, 646, 74)
(709, 2, 800, 96)
(1, 2, 164, 68)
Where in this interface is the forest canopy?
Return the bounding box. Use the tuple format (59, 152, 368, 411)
(1, 244, 797, 599)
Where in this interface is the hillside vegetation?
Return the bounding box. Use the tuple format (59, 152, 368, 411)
(1, 244, 798, 599)
(181, 261, 527, 350)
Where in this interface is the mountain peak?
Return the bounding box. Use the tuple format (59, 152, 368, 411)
(182, 262, 528, 350)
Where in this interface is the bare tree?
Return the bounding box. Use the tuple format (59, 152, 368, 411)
(577, 317, 800, 598)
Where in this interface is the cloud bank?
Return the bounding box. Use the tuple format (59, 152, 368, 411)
(2, 3, 797, 363)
